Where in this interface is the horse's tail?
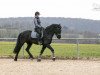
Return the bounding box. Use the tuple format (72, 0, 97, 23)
(13, 33, 21, 54)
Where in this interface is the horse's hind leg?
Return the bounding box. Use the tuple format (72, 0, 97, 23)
(26, 43, 34, 60)
(14, 50, 20, 61)
(14, 42, 24, 61)
(37, 45, 46, 62)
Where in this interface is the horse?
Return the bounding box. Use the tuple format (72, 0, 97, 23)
(13, 24, 62, 61)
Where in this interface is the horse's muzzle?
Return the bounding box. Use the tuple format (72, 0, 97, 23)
(57, 34, 61, 39)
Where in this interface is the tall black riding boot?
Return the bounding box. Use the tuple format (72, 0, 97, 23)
(38, 35, 42, 45)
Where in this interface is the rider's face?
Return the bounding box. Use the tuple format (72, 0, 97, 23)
(36, 14, 40, 17)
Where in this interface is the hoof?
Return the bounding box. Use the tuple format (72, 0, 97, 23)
(29, 57, 34, 60)
(37, 58, 41, 62)
(14, 59, 17, 61)
(30, 58, 34, 60)
(52, 57, 56, 61)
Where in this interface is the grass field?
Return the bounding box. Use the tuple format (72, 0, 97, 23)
(0, 42, 100, 59)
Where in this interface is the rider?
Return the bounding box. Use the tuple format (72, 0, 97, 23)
(34, 11, 42, 44)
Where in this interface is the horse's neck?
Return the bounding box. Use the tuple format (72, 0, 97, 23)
(44, 28, 54, 37)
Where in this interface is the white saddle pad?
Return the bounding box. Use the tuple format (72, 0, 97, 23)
(31, 31, 37, 38)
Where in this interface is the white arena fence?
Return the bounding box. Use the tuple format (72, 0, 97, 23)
(0, 38, 100, 59)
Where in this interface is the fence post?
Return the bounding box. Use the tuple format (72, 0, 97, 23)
(76, 39, 79, 59)
(22, 44, 24, 58)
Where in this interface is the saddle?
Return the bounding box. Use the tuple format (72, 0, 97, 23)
(31, 27, 44, 38)
(31, 31, 38, 38)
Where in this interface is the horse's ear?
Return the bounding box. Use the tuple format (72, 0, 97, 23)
(59, 24, 61, 27)
(59, 24, 62, 28)
(59, 24, 61, 26)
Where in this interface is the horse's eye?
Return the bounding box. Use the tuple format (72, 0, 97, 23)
(57, 27, 60, 29)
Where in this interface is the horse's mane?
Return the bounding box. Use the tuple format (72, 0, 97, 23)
(44, 24, 61, 33)
(45, 24, 54, 29)
(45, 24, 60, 30)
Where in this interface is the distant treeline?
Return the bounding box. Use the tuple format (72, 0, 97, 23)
(0, 17, 100, 38)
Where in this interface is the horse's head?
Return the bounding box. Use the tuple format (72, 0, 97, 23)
(53, 24, 62, 39)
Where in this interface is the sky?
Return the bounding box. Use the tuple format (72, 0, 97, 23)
(0, 0, 100, 20)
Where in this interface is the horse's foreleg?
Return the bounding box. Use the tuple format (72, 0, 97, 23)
(26, 43, 34, 60)
(37, 45, 46, 62)
(46, 44, 55, 61)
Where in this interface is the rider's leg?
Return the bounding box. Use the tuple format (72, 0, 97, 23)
(36, 28, 42, 44)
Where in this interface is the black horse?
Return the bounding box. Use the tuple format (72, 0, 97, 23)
(13, 24, 61, 61)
